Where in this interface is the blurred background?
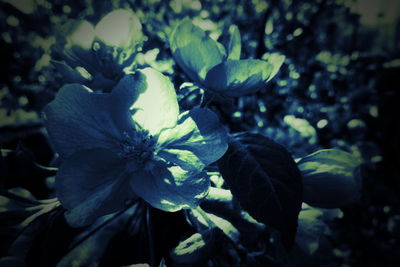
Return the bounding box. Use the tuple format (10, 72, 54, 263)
(0, 0, 399, 265)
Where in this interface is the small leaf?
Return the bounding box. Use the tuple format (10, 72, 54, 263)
(295, 204, 341, 255)
(169, 18, 225, 84)
(201, 187, 266, 245)
(218, 133, 303, 250)
(204, 59, 276, 97)
(262, 53, 285, 82)
(227, 25, 241, 60)
(170, 228, 221, 265)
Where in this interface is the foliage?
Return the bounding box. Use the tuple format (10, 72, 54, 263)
(1, 0, 399, 266)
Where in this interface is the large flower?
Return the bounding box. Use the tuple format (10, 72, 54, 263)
(44, 68, 228, 227)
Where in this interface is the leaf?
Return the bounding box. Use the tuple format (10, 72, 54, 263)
(19, 207, 82, 267)
(169, 18, 225, 84)
(76, 204, 195, 267)
(56, 203, 142, 267)
(51, 60, 90, 84)
(262, 53, 285, 82)
(170, 228, 222, 265)
(295, 203, 341, 255)
(218, 133, 303, 250)
(204, 59, 276, 97)
(227, 25, 241, 60)
(200, 187, 266, 245)
(297, 149, 362, 208)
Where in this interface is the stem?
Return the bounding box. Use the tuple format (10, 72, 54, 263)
(193, 206, 216, 228)
(146, 205, 157, 267)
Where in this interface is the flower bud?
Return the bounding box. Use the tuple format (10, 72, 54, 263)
(298, 149, 362, 208)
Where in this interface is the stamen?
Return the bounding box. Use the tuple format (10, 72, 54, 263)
(119, 130, 155, 163)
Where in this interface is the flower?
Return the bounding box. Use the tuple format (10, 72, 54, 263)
(169, 18, 285, 97)
(64, 9, 142, 51)
(56, 9, 143, 90)
(297, 149, 362, 208)
(44, 68, 228, 227)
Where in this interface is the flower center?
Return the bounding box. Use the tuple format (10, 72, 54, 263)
(119, 130, 156, 163)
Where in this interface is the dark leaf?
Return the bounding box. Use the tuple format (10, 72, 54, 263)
(57, 203, 143, 267)
(23, 207, 81, 267)
(218, 133, 303, 250)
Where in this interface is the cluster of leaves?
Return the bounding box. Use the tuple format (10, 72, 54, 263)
(1, 0, 399, 266)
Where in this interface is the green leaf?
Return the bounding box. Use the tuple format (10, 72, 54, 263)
(204, 59, 275, 97)
(297, 149, 362, 208)
(170, 228, 221, 265)
(218, 133, 303, 250)
(169, 18, 225, 84)
(262, 53, 285, 82)
(227, 25, 241, 60)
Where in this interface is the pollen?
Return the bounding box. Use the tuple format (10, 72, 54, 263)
(119, 130, 156, 163)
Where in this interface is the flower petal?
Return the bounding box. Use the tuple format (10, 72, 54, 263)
(157, 108, 228, 171)
(94, 9, 142, 49)
(204, 59, 283, 97)
(130, 68, 179, 136)
(130, 164, 210, 212)
(65, 19, 95, 51)
(170, 18, 226, 84)
(56, 149, 136, 227)
(44, 75, 137, 158)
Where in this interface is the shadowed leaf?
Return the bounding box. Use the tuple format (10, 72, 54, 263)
(218, 133, 303, 250)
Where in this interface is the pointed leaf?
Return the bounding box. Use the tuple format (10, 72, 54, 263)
(227, 25, 241, 60)
(262, 53, 285, 81)
(218, 133, 303, 250)
(170, 228, 221, 265)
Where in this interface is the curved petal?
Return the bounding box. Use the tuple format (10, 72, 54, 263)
(44, 75, 137, 158)
(130, 68, 179, 136)
(65, 20, 95, 51)
(157, 108, 228, 171)
(170, 18, 225, 84)
(130, 164, 210, 211)
(56, 149, 136, 227)
(204, 59, 283, 97)
(94, 9, 142, 49)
